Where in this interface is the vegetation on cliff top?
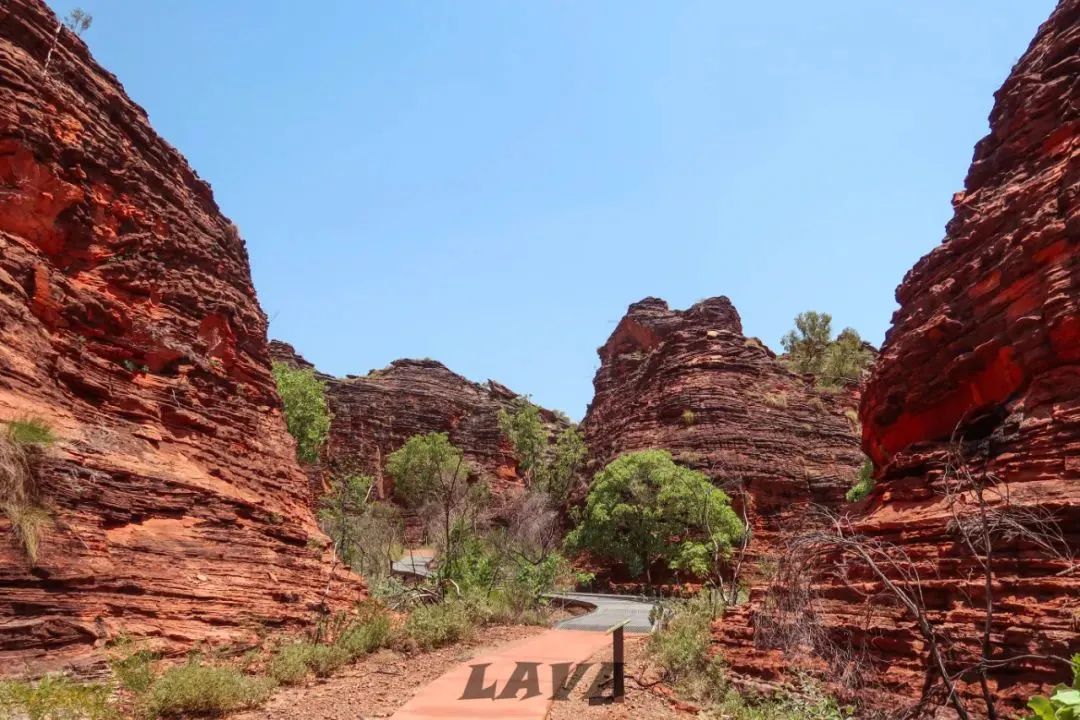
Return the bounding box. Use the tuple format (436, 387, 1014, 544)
(781, 311, 873, 388)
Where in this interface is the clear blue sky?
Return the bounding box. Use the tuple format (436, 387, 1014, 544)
(47, 0, 1054, 420)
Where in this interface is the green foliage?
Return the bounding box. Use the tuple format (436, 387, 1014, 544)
(845, 459, 875, 503)
(1021, 654, 1080, 720)
(498, 400, 586, 504)
(268, 642, 348, 684)
(386, 433, 485, 567)
(542, 425, 586, 503)
(497, 398, 546, 482)
(566, 450, 743, 581)
(820, 328, 874, 388)
(336, 610, 392, 658)
(271, 363, 331, 463)
(269, 606, 392, 685)
(110, 647, 156, 694)
(781, 311, 834, 376)
(781, 312, 872, 388)
(0, 675, 114, 720)
(141, 663, 274, 717)
(6, 419, 57, 447)
(266, 644, 311, 686)
(385, 432, 466, 509)
(403, 601, 474, 650)
(648, 592, 721, 692)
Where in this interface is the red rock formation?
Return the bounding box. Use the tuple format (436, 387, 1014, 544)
(0, 0, 362, 675)
(714, 2, 1079, 714)
(582, 296, 865, 567)
(269, 340, 568, 504)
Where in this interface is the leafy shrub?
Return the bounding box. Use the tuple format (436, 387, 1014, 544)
(845, 459, 875, 503)
(1021, 653, 1080, 720)
(498, 399, 586, 503)
(271, 363, 331, 463)
(681, 409, 697, 427)
(142, 663, 274, 716)
(498, 399, 547, 484)
(371, 575, 414, 609)
(781, 312, 872, 388)
(820, 328, 874, 388)
(403, 601, 474, 650)
(781, 311, 834, 376)
(566, 450, 743, 582)
(336, 612, 392, 659)
(0, 675, 113, 720)
(301, 644, 349, 678)
(267, 643, 312, 686)
(268, 640, 352, 685)
(648, 591, 726, 699)
(110, 647, 156, 694)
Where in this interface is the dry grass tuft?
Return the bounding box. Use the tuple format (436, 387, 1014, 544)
(2, 418, 57, 563)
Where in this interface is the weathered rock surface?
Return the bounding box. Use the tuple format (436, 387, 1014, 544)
(714, 1, 1079, 714)
(269, 340, 568, 503)
(582, 296, 865, 567)
(0, 0, 362, 675)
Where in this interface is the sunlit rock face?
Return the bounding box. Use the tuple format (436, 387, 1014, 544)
(713, 1, 1080, 714)
(582, 296, 864, 566)
(0, 0, 362, 675)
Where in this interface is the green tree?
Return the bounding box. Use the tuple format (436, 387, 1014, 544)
(781, 311, 833, 376)
(385, 432, 485, 566)
(820, 328, 874, 387)
(782, 313, 873, 387)
(541, 425, 586, 502)
(497, 398, 546, 484)
(272, 363, 331, 463)
(566, 450, 743, 582)
(498, 398, 587, 504)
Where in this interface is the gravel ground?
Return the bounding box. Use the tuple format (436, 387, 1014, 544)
(230, 625, 545, 720)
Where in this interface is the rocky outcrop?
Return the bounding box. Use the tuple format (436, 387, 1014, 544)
(268, 341, 568, 503)
(0, 0, 362, 675)
(713, 1, 1079, 714)
(582, 296, 865, 567)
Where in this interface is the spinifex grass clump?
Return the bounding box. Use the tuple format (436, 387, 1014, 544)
(141, 663, 275, 717)
(1, 418, 57, 564)
(0, 675, 114, 720)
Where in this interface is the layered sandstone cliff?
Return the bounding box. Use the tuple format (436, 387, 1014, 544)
(582, 297, 865, 567)
(0, 0, 361, 675)
(269, 340, 568, 502)
(714, 1, 1079, 714)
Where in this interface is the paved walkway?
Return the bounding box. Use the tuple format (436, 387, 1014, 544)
(391, 549, 436, 579)
(549, 592, 656, 633)
(388, 629, 612, 719)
